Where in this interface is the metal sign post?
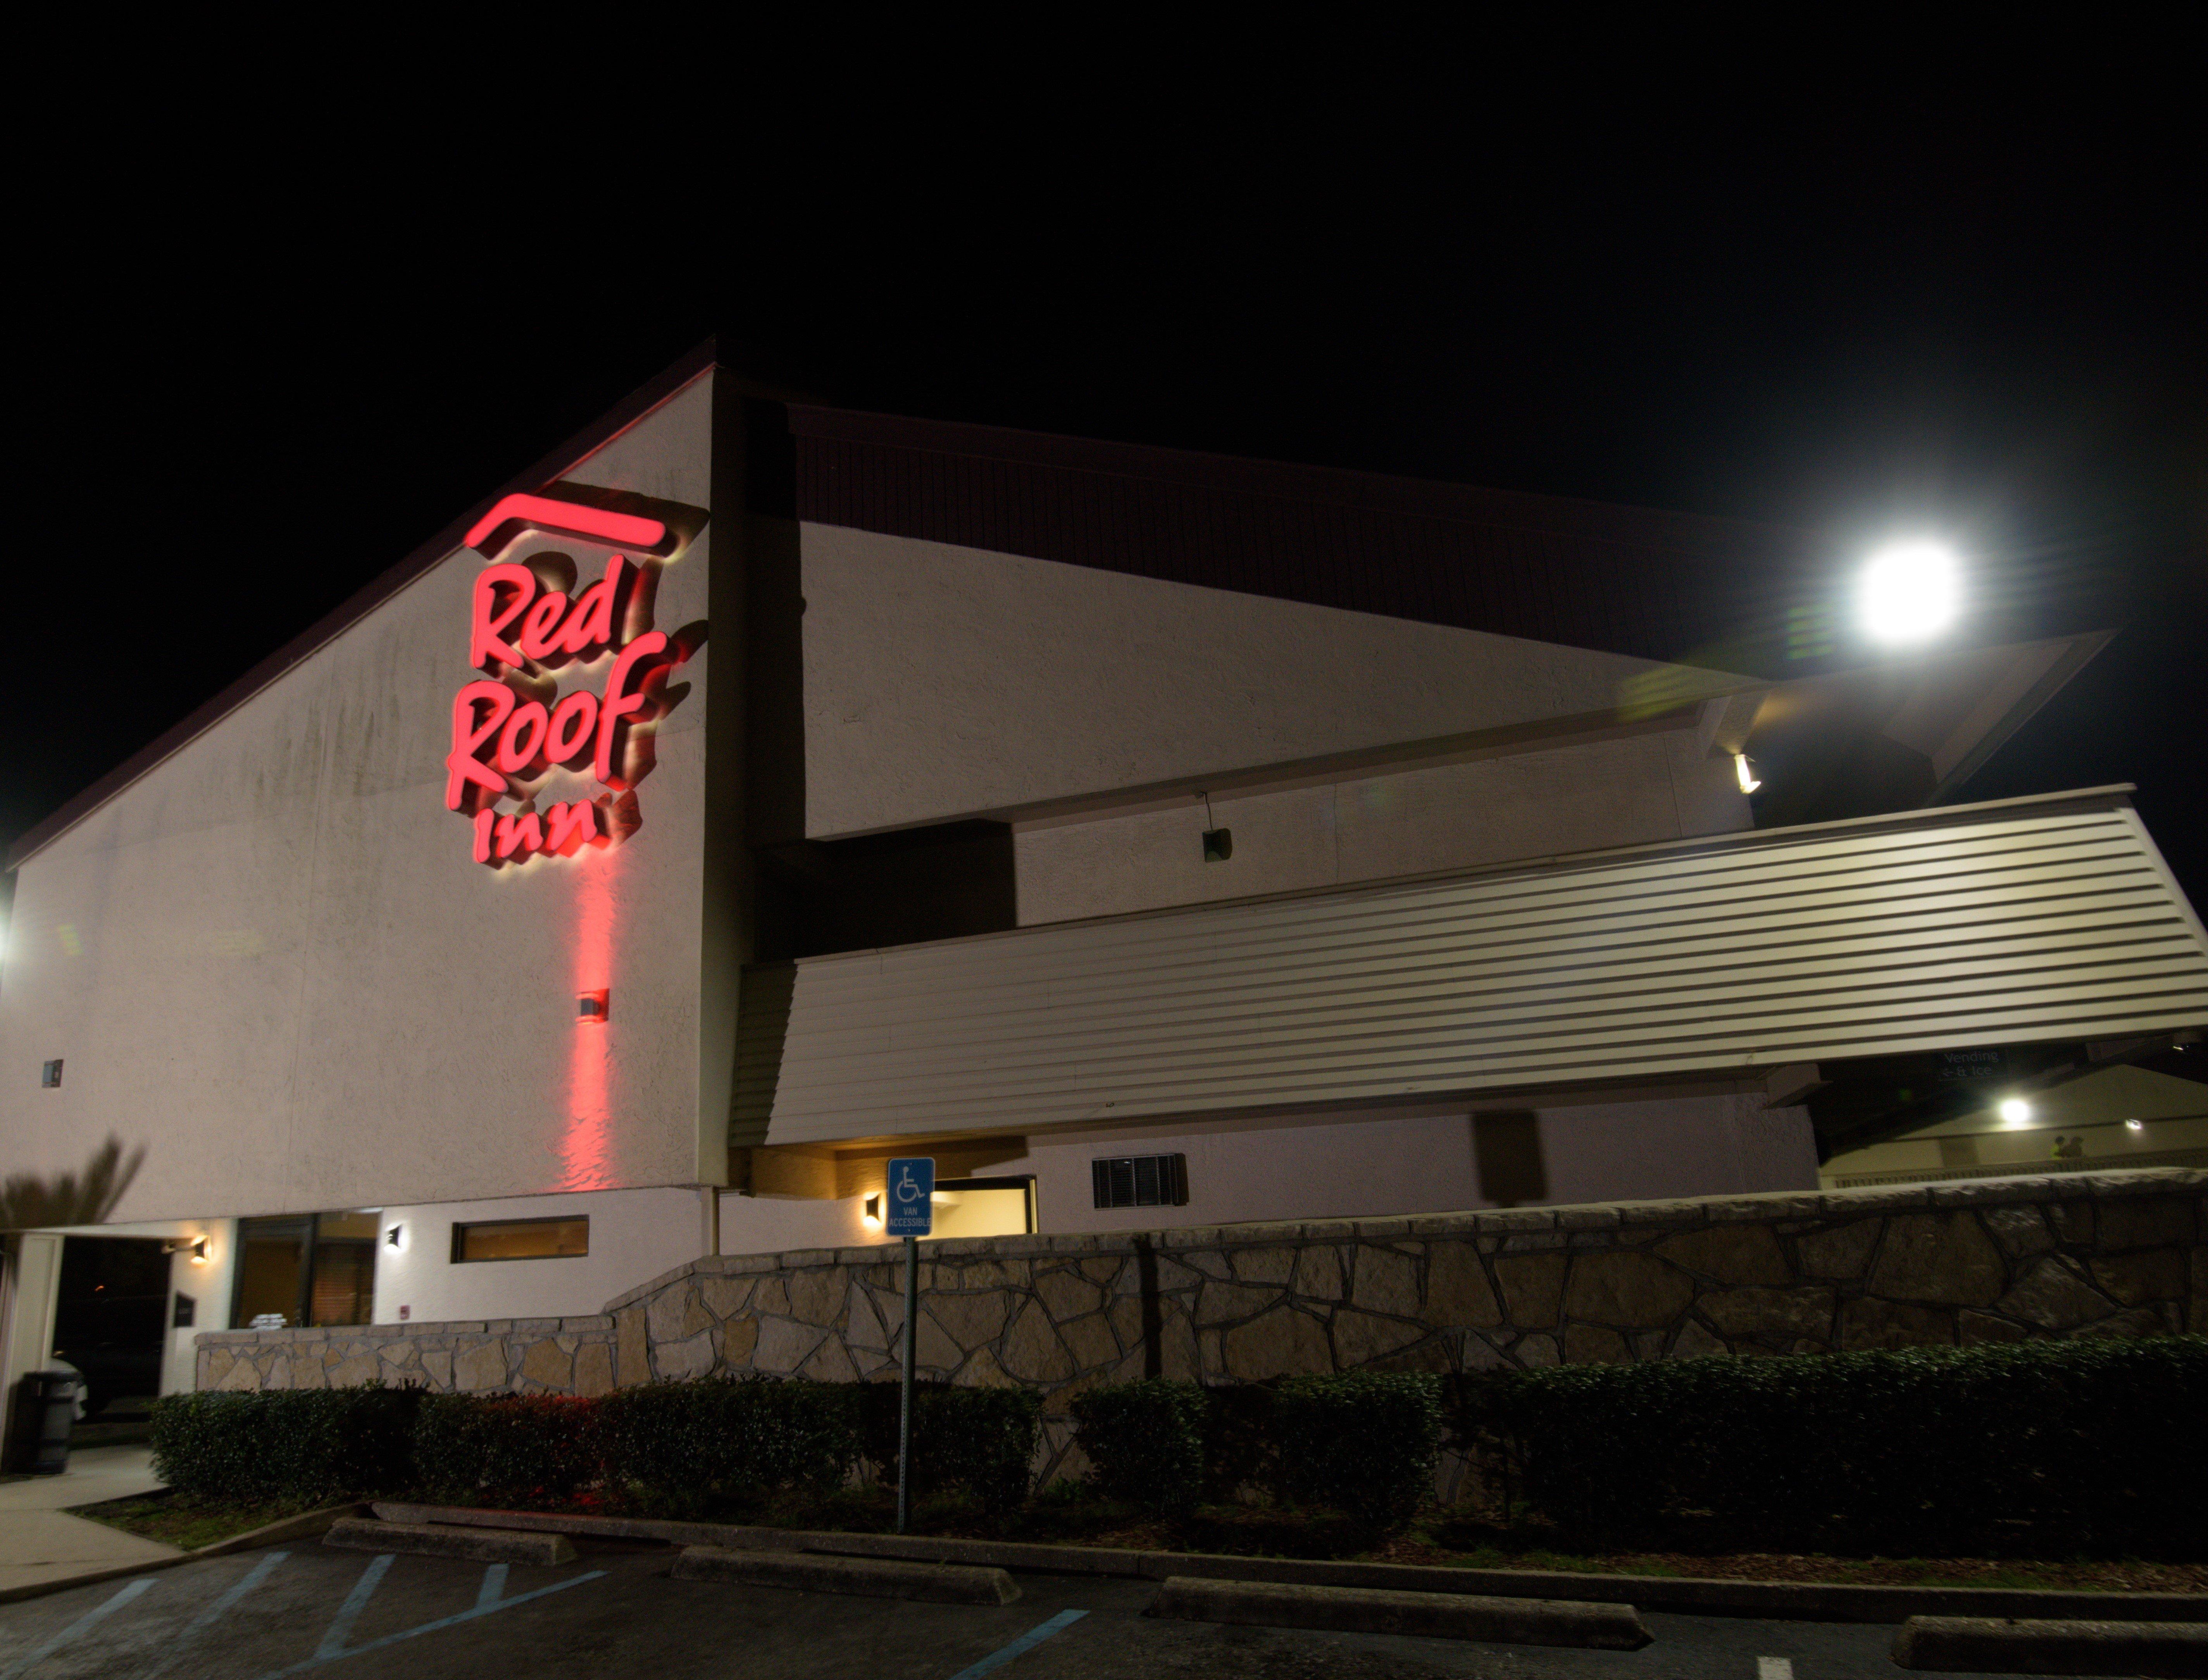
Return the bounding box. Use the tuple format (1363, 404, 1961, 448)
(884, 1156, 934, 1534)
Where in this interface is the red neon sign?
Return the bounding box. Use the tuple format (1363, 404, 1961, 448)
(463, 493, 668, 557)
(446, 493, 684, 869)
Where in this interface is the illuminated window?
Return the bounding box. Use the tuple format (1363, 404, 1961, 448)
(452, 1216, 589, 1263)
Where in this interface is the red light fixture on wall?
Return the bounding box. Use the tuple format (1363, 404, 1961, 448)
(577, 991, 610, 1024)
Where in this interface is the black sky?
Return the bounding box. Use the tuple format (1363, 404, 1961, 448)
(13, 60, 2204, 901)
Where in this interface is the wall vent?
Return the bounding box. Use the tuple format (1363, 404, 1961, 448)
(1092, 1153, 1188, 1210)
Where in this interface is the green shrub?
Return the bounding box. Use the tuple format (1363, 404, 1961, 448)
(412, 1394, 603, 1508)
(1455, 1334, 2208, 1554)
(150, 1384, 423, 1504)
(857, 1382, 1042, 1515)
(599, 1377, 859, 1514)
(1270, 1372, 1441, 1527)
(1071, 1380, 1207, 1509)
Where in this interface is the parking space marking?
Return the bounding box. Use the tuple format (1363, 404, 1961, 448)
(1758, 1659, 1794, 1680)
(945, 1609, 1089, 1680)
(315, 1554, 394, 1661)
(0, 1577, 155, 1680)
(248, 1562, 607, 1678)
(142, 1552, 293, 1680)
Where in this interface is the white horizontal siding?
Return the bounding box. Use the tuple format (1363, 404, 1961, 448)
(742, 792, 2208, 1146)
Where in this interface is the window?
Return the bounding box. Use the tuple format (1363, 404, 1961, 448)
(452, 1216, 589, 1262)
(1091, 1153, 1188, 1210)
(929, 1177, 1036, 1239)
(230, 1211, 379, 1329)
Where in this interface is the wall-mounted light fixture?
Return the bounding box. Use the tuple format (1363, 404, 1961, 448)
(862, 1195, 882, 1228)
(386, 1223, 407, 1250)
(1998, 1097, 2033, 1126)
(166, 1235, 209, 1263)
(1198, 791, 1231, 863)
(1734, 753, 1761, 794)
(2125, 1118, 2144, 1132)
(577, 990, 609, 1024)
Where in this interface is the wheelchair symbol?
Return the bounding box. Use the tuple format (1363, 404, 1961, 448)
(894, 1165, 925, 1204)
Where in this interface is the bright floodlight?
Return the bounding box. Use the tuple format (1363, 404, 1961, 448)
(1859, 540, 1961, 644)
(1998, 1097, 2032, 1126)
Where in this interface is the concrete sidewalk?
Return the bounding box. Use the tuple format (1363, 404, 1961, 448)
(0, 1444, 181, 1595)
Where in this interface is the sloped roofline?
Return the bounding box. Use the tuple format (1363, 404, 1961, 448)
(788, 403, 1820, 563)
(5, 341, 721, 872)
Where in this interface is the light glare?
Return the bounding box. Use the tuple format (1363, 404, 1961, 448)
(1859, 541, 1961, 644)
(1998, 1097, 2032, 1126)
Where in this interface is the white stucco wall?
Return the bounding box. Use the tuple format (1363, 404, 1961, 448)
(372, 1187, 709, 1322)
(0, 376, 724, 1222)
(1015, 727, 1750, 924)
(799, 525, 1747, 839)
(712, 1093, 1817, 1260)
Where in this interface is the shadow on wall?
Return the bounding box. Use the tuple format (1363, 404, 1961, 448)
(1472, 1111, 1547, 1208)
(1, 1136, 147, 1230)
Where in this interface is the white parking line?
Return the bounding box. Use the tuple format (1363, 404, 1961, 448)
(1757, 1658, 1794, 1680)
(0, 1577, 155, 1680)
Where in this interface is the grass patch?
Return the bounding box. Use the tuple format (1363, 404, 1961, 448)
(64, 1491, 334, 1551)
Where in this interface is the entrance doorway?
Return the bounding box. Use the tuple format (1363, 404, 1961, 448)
(52, 1236, 168, 1419)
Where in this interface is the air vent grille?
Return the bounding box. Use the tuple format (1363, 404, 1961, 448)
(1092, 1153, 1188, 1210)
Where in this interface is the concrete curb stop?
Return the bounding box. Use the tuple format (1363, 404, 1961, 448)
(324, 1518, 576, 1566)
(1150, 1576, 1653, 1649)
(1893, 1615, 2208, 1677)
(671, 1545, 1020, 1605)
(372, 1503, 2208, 1628)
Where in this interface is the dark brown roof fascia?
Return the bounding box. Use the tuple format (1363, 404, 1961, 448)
(5, 340, 721, 872)
(786, 404, 1816, 565)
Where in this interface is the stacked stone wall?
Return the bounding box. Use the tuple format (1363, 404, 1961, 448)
(196, 1169, 2205, 1483)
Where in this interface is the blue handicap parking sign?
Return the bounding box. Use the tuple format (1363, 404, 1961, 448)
(885, 1157, 934, 1236)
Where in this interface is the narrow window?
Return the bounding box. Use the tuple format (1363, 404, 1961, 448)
(1091, 1153, 1188, 1210)
(452, 1216, 590, 1262)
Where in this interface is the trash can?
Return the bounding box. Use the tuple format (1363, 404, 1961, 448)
(21, 1370, 81, 1475)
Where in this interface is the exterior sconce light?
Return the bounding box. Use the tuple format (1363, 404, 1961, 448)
(1998, 1097, 2032, 1126)
(386, 1223, 406, 1249)
(577, 991, 609, 1024)
(1197, 791, 1232, 863)
(862, 1195, 882, 1228)
(189, 1236, 208, 1264)
(2125, 1118, 2144, 1132)
(1734, 753, 1761, 794)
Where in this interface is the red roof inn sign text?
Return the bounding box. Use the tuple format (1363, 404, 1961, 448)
(443, 493, 691, 867)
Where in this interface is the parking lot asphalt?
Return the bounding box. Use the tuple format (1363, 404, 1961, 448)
(0, 1539, 2030, 1680)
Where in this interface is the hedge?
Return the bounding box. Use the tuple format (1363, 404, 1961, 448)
(150, 1384, 422, 1504)
(1067, 1373, 1441, 1525)
(152, 1375, 1036, 1515)
(1453, 1334, 2208, 1553)
(1070, 1379, 1207, 1509)
(855, 1382, 1041, 1514)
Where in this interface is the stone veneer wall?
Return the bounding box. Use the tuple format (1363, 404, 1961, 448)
(197, 1169, 2205, 1481)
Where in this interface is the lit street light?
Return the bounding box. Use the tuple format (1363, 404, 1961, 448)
(1859, 539, 1962, 644)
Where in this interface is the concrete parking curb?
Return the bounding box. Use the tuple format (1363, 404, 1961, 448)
(1152, 1575, 1652, 1648)
(373, 1503, 2208, 1627)
(1893, 1614, 2208, 1676)
(192, 1502, 369, 1558)
(671, 1545, 1020, 1605)
(325, 1518, 576, 1566)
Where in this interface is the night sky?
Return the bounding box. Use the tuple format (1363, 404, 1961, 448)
(12, 69, 2203, 904)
